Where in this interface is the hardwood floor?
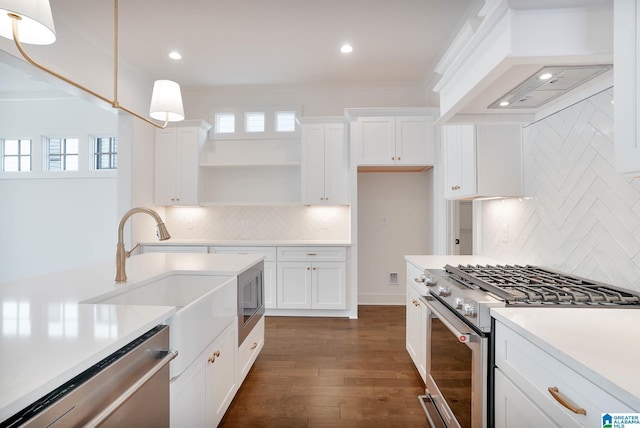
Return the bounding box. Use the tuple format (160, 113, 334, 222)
(220, 305, 428, 427)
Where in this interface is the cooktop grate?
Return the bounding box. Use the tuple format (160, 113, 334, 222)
(444, 264, 640, 306)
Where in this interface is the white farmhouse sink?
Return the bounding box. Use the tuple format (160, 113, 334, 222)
(84, 274, 237, 378)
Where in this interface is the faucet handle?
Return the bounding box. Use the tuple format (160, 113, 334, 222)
(126, 243, 140, 258)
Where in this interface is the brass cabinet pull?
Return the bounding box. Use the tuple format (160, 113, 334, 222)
(397, 156, 401, 160)
(250, 342, 258, 350)
(547, 387, 586, 415)
(307, 267, 311, 270)
(411, 299, 420, 307)
(391, 157, 395, 160)
(307, 253, 317, 256)
(208, 350, 221, 364)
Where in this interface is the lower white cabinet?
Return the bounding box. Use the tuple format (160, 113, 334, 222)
(405, 283, 426, 383)
(276, 246, 346, 310)
(170, 321, 238, 428)
(494, 320, 633, 428)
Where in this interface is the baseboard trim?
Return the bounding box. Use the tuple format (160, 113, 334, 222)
(358, 294, 405, 305)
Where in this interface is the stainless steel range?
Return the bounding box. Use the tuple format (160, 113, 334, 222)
(417, 264, 640, 428)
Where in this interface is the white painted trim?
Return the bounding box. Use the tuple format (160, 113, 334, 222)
(357, 294, 405, 305)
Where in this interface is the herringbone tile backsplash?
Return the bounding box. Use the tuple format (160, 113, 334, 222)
(481, 88, 640, 291)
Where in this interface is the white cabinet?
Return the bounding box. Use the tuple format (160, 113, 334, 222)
(238, 316, 265, 383)
(155, 120, 211, 206)
(405, 282, 426, 383)
(276, 246, 347, 310)
(356, 116, 434, 167)
(300, 120, 349, 205)
(614, 0, 640, 175)
(443, 124, 522, 199)
(494, 320, 633, 428)
(170, 321, 237, 428)
(209, 246, 277, 309)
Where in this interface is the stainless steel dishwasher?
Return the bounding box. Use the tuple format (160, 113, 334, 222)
(2, 325, 177, 428)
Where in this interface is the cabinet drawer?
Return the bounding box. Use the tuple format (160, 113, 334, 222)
(495, 321, 633, 427)
(406, 262, 425, 285)
(277, 246, 346, 262)
(210, 246, 276, 262)
(238, 316, 264, 382)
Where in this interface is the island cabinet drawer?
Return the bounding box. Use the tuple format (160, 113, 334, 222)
(238, 316, 265, 383)
(209, 246, 276, 262)
(494, 321, 633, 428)
(277, 246, 346, 262)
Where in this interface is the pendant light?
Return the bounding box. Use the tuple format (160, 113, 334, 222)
(0, 0, 184, 128)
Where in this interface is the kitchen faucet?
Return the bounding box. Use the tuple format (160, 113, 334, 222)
(115, 207, 171, 283)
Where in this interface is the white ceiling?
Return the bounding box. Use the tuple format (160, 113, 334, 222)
(1, 0, 477, 98)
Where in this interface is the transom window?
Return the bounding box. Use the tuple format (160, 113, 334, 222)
(276, 111, 296, 132)
(94, 137, 118, 170)
(2, 139, 31, 172)
(245, 112, 265, 133)
(215, 113, 235, 134)
(47, 138, 79, 171)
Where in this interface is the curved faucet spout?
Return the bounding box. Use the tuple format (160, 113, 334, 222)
(115, 207, 171, 283)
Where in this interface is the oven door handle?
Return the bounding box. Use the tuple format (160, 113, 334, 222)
(422, 297, 478, 343)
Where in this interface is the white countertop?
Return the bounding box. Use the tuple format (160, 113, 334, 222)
(0, 252, 263, 421)
(405, 255, 503, 270)
(141, 239, 352, 247)
(492, 307, 640, 411)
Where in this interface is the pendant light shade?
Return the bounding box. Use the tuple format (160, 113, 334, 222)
(149, 80, 185, 122)
(0, 0, 56, 45)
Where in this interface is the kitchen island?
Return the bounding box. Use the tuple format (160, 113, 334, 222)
(0, 252, 263, 422)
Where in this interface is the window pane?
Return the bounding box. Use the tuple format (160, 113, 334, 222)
(216, 114, 235, 133)
(276, 112, 296, 132)
(20, 140, 31, 154)
(49, 139, 61, 154)
(20, 156, 31, 171)
(66, 139, 79, 154)
(4, 157, 18, 172)
(245, 112, 265, 132)
(4, 140, 18, 155)
(66, 155, 79, 171)
(49, 156, 61, 171)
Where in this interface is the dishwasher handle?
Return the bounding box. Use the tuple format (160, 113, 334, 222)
(84, 349, 178, 427)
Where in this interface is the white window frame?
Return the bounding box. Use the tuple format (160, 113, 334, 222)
(275, 111, 296, 132)
(93, 136, 118, 170)
(215, 113, 235, 134)
(1, 138, 32, 172)
(210, 106, 301, 140)
(43, 136, 80, 172)
(245, 112, 265, 133)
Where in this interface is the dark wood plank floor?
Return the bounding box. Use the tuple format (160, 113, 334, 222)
(220, 305, 428, 427)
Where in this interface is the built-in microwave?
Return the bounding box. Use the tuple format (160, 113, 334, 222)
(237, 261, 265, 346)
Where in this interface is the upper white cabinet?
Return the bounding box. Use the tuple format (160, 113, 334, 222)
(355, 115, 434, 168)
(155, 120, 211, 206)
(300, 118, 349, 205)
(444, 124, 522, 199)
(614, 0, 640, 175)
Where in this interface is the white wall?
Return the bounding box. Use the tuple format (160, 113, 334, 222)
(479, 88, 640, 292)
(0, 98, 118, 283)
(357, 170, 433, 304)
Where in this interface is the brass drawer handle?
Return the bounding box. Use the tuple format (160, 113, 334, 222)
(548, 387, 586, 415)
(208, 350, 221, 364)
(250, 342, 258, 350)
(306, 253, 317, 256)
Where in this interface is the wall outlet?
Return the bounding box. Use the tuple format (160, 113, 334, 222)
(501, 223, 509, 243)
(389, 272, 398, 284)
(382, 216, 388, 225)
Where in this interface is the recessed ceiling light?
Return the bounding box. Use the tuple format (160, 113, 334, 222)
(340, 44, 353, 54)
(169, 51, 182, 60)
(539, 72, 553, 80)
(499, 100, 510, 107)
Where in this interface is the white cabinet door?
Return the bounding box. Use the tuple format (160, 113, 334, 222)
(205, 322, 238, 428)
(396, 116, 434, 166)
(301, 122, 348, 205)
(444, 124, 521, 200)
(614, 0, 640, 174)
(357, 116, 395, 165)
(312, 262, 346, 310)
(323, 123, 348, 205)
(170, 353, 207, 427)
(277, 262, 312, 309)
(405, 284, 426, 383)
(154, 121, 210, 206)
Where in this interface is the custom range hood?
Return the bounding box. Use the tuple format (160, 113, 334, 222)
(433, 0, 613, 124)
